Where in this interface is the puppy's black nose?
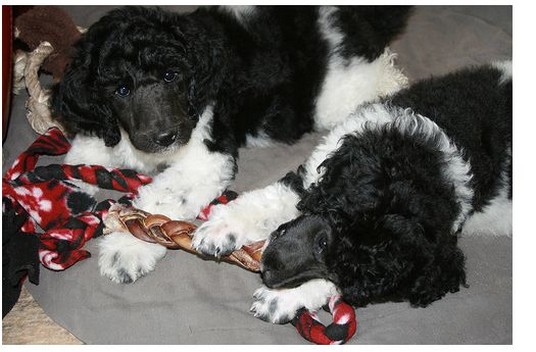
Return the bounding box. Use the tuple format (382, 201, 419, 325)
(155, 131, 177, 147)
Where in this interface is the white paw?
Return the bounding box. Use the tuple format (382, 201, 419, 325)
(250, 280, 338, 324)
(192, 215, 249, 257)
(250, 286, 304, 324)
(98, 232, 167, 284)
(193, 181, 302, 257)
(192, 202, 270, 257)
(134, 183, 199, 220)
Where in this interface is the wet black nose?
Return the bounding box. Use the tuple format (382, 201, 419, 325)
(155, 131, 177, 147)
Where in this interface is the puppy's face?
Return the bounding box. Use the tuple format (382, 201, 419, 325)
(96, 26, 195, 153)
(55, 7, 207, 152)
(260, 215, 334, 289)
(259, 212, 419, 291)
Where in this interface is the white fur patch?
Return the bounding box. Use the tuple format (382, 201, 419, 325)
(192, 182, 301, 256)
(64, 127, 184, 195)
(98, 231, 167, 284)
(218, 5, 257, 24)
(462, 185, 512, 236)
(245, 131, 273, 148)
(133, 105, 236, 219)
(250, 279, 339, 324)
(64, 128, 184, 174)
(64, 134, 116, 167)
(462, 149, 512, 236)
(491, 60, 512, 85)
(314, 6, 408, 131)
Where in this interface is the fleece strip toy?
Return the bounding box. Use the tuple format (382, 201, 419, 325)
(292, 295, 357, 345)
(2, 127, 357, 344)
(2, 127, 152, 270)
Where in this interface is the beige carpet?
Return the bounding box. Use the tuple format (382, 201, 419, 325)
(2, 286, 82, 344)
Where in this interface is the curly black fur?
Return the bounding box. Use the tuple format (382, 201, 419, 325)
(261, 64, 511, 308)
(52, 5, 411, 155)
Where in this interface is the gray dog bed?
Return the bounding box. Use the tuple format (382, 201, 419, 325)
(3, 5, 511, 344)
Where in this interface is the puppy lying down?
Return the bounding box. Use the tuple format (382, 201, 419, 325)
(195, 62, 512, 323)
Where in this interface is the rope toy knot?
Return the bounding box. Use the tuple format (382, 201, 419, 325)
(292, 295, 357, 345)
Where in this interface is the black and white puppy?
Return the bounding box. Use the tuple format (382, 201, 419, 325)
(197, 62, 511, 323)
(53, 5, 412, 283)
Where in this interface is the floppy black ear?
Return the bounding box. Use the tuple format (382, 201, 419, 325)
(380, 214, 467, 307)
(298, 136, 384, 219)
(170, 12, 229, 114)
(407, 233, 467, 307)
(51, 37, 121, 147)
(395, 224, 467, 307)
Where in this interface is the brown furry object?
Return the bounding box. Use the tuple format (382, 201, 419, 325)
(15, 6, 81, 81)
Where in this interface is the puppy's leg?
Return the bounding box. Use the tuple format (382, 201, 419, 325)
(101, 107, 238, 282)
(192, 113, 362, 257)
(98, 232, 167, 284)
(64, 134, 116, 167)
(132, 105, 236, 219)
(250, 279, 339, 324)
(99, 150, 235, 283)
(132, 149, 235, 220)
(192, 180, 301, 256)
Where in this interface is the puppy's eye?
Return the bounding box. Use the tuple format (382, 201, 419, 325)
(163, 70, 179, 83)
(315, 236, 328, 254)
(115, 85, 130, 97)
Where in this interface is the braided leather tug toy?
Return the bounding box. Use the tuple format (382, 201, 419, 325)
(104, 205, 358, 344)
(103, 204, 264, 272)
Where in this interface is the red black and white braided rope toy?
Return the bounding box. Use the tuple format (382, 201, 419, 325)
(3, 127, 358, 344)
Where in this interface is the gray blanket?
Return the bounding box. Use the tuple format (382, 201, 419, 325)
(3, 5, 511, 344)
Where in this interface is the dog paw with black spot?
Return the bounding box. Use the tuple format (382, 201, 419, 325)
(134, 184, 199, 219)
(192, 220, 244, 257)
(97, 231, 167, 283)
(249, 286, 300, 324)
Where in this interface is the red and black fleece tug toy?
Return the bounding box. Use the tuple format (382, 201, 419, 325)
(292, 295, 357, 345)
(2, 127, 151, 271)
(2, 127, 357, 344)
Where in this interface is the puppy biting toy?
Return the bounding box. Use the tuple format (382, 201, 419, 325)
(105, 202, 359, 344)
